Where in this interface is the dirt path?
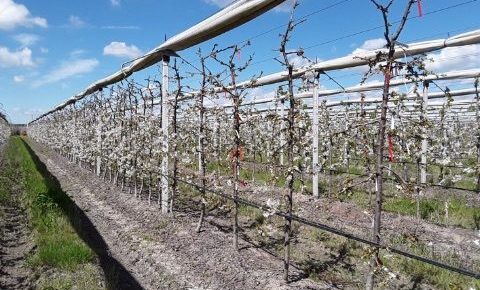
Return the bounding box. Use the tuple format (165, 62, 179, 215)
(27, 139, 331, 289)
(0, 158, 35, 290)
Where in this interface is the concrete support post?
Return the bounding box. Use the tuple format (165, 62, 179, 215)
(420, 81, 429, 184)
(161, 55, 170, 213)
(279, 92, 285, 166)
(96, 117, 102, 177)
(312, 73, 320, 198)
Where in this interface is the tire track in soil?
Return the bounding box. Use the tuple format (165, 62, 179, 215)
(0, 177, 35, 290)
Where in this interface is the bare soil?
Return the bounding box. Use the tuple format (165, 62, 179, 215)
(27, 139, 331, 290)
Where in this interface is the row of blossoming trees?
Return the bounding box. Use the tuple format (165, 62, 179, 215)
(27, 0, 480, 287)
(27, 62, 480, 276)
(0, 113, 10, 146)
(27, 79, 480, 198)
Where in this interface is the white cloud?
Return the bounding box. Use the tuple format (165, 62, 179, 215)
(352, 38, 386, 54)
(103, 41, 142, 59)
(0, 0, 47, 30)
(288, 53, 313, 69)
(40, 47, 48, 53)
(248, 87, 275, 101)
(13, 75, 24, 82)
(13, 33, 39, 47)
(69, 15, 85, 28)
(70, 49, 86, 57)
(346, 38, 387, 76)
(110, 0, 120, 6)
(23, 108, 43, 117)
(33, 58, 99, 87)
(0, 46, 34, 67)
(426, 44, 480, 73)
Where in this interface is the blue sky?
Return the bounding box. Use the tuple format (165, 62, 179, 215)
(1, 0, 479, 123)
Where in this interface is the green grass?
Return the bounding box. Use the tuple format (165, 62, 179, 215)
(238, 204, 265, 225)
(393, 259, 480, 290)
(384, 236, 480, 290)
(0, 138, 23, 203)
(8, 137, 94, 270)
(455, 178, 478, 191)
(383, 196, 480, 229)
(347, 188, 480, 230)
(206, 160, 313, 193)
(383, 197, 440, 220)
(302, 227, 480, 289)
(32, 218, 93, 269)
(234, 160, 480, 229)
(38, 263, 104, 290)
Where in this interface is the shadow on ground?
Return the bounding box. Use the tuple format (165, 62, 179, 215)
(22, 139, 143, 290)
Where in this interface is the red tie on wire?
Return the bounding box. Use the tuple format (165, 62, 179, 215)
(417, 0, 423, 17)
(388, 134, 395, 163)
(237, 49, 241, 60)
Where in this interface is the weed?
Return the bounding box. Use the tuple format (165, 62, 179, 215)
(309, 228, 330, 242)
(238, 204, 265, 226)
(473, 210, 480, 230)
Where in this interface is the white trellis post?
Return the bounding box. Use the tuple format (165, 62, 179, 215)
(420, 81, 429, 184)
(213, 118, 219, 158)
(476, 78, 480, 192)
(278, 89, 285, 166)
(96, 116, 102, 177)
(312, 72, 320, 198)
(161, 54, 170, 214)
(344, 106, 349, 170)
(198, 106, 203, 174)
(388, 111, 394, 177)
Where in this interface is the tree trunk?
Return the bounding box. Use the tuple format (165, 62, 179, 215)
(367, 63, 392, 290)
(283, 65, 295, 282)
(196, 57, 207, 233)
